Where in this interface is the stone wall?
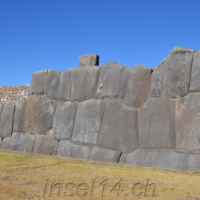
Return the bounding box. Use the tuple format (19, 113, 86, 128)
(1, 50, 200, 172)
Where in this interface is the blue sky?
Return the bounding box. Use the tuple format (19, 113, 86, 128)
(0, 0, 200, 85)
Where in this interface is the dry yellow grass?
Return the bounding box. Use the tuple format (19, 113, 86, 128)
(0, 149, 200, 200)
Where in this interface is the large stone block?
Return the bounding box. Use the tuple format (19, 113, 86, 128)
(151, 47, 195, 98)
(90, 146, 121, 163)
(95, 62, 131, 99)
(120, 149, 200, 172)
(44, 70, 55, 95)
(79, 54, 99, 67)
(124, 65, 152, 108)
(48, 71, 70, 101)
(138, 97, 175, 149)
(33, 135, 58, 155)
(0, 104, 15, 137)
(52, 101, 77, 140)
(57, 140, 91, 160)
(1, 132, 35, 152)
(176, 93, 200, 154)
(70, 66, 100, 102)
(97, 100, 138, 153)
(190, 50, 200, 92)
(24, 95, 57, 135)
(71, 99, 105, 146)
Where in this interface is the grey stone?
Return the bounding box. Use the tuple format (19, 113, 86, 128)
(124, 65, 152, 108)
(24, 95, 57, 135)
(57, 140, 91, 160)
(44, 70, 55, 95)
(95, 62, 131, 99)
(79, 54, 99, 67)
(1, 132, 35, 152)
(33, 135, 58, 155)
(52, 101, 77, 140)
(48, 71, 70, 101)
(138, 97, 175, 149)
(70, 66, 100, 102)
(71, 99, 105, 146)
(90, 146, 121, 163)
(29, 70, 47, 95)
(190, 51, 200, 92)
(97, 100, 138, 153)
(120, 149, 200, 172)
(0, 104, 15, 137)
(0, 137, 2, 147)
(151, 47, 195, 98)
(176, 93, 200, 154)
(0, 104, 3, 118)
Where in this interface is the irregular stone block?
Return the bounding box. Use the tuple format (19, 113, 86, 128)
(97, 100, 138, 153)
(1, 132, 35, 152)
(52, 102, 77, 140)
(48, 71, 70, 101)
(33, 134, 58, 155)
(138, 97, 175, 149)
(190, 51, 200, 92)
(151, 47, 195, 98)
(124, 65, 152, 108)
(44, 70, 55, 95)
(58, 140, 91, 160)
(0, 104, 15, 137)
(24, 95, 57, 135)
(71, 99, 105, 146)
(70, 66, 100, 102)
(79, 54, 99, 67)
(95, 62, 131, 99)
(176, 93, 200, 154)
(120, 149, 200, 172)
(90, 147, 121, 163)
(0, 103, 3, 117)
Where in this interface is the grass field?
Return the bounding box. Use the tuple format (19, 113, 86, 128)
(0, 149, 200, 200)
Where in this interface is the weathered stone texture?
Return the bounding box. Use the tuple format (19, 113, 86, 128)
(90, 147, 121, 163)
(79, 54, 99, 67)
(138, 97, 175, 149)
(44, 70, 55, 95)
(0, 104, 15, 137)
(176, 93, 200, 154)
(124, 65, 152, 108)
(52, 101, 77, 140)
(33, 135, 58, 155)
(0, 103, 3, 118)
(97, 100, 138, 153)
(1, 132, 35, 152)
(95, 62, 131, 99)
(58, 140, 91, 160)
(70, 66, 100, 102)
(71, 99, 105, 146)
(151, 47, 195, 98)
(24, 95, 57, 135)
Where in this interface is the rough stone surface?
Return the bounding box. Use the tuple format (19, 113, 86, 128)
(0, 137, 2, 147)
(190, 50, 200, 92)
(176, 93, 200, 154)
(90, 146, 121, 163)
(151, 47, 195, 98)
(70, 66, 100, 102)
(24, 95, 57, 135)
(120, 149, 200, 172)
(95, 62, 131, 99)
(48, 71, 70, 101)
(79, 54, 99, 67)
(52, 101, 77, 140)
(29, 70, 47, 95)
(57, 140, 91, 160)
(97, 100, 138, 153)
(138, 97, 176, 149)
(1, 132, 35, 152)
(33, 135, 58, 155)
(0, 103, 3, 118)
(124, 65, 152, 108)
(0, 104, 15, 137)
(71, 99, 105, 146)
(44, 70, 55, 95)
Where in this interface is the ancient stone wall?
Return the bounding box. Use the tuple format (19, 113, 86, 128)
(1, 49, 200, 172)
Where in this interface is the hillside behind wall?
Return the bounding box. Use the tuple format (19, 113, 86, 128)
(1, 48, 200, 172)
